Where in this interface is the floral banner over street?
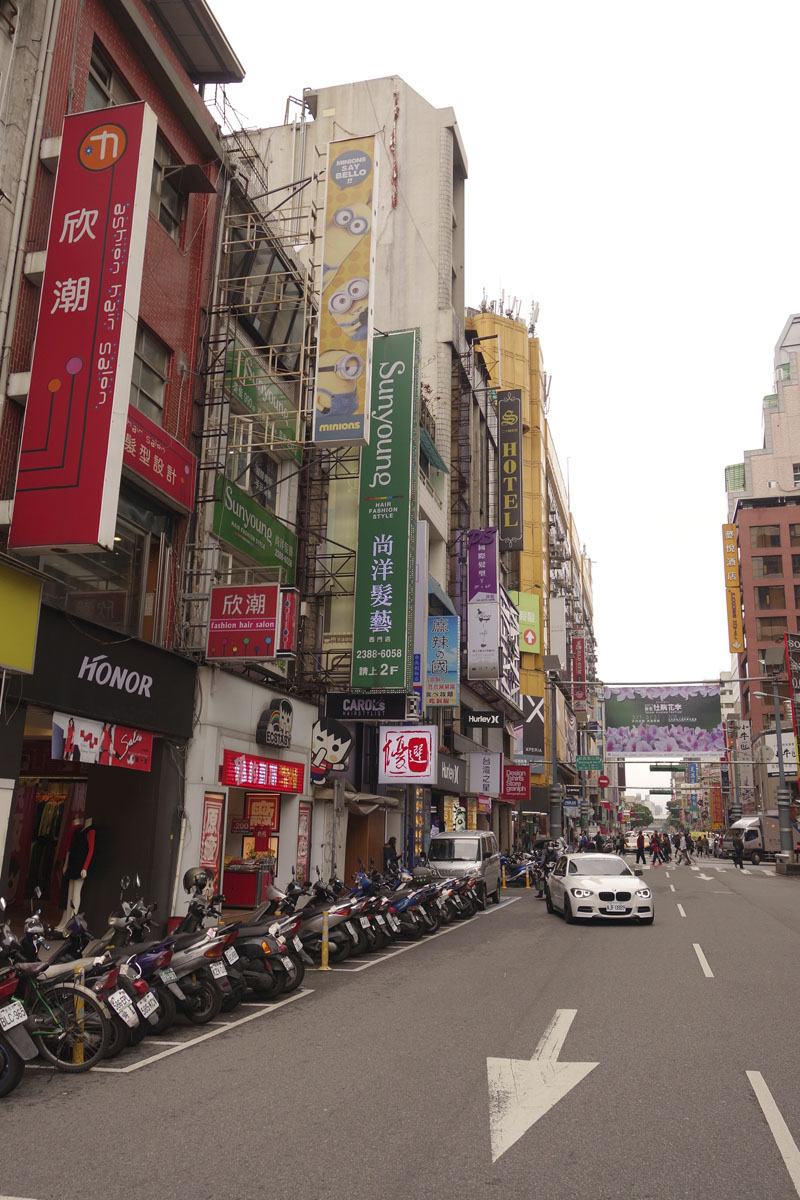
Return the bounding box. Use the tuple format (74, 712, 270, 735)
(604, 686, 724, 756)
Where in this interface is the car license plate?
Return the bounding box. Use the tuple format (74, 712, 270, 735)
(0, 1000, 26, 1031)
(360, 917, 370, 929)
(605, 903, 626, 913)
(293, 936, 303, 952)
(107, 989, 139, 1027)
(137, 991, 159, 1018)
(157, 967, 178, 983)
(344, 921, 359, 942)
(209, 961, 227, 979)
(388, 915, 400, 931)
(224, 946, 239, 965)
(375, 915, 385, 926)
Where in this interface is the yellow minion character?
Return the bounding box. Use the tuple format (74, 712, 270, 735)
(315, 347, 365, 416)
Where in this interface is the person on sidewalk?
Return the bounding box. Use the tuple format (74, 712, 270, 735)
(635, 830, 647, 866)
(732, 831, 745, 869)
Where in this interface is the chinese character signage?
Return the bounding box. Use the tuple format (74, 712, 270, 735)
(277, 588, 299, 656)
(123, 406, 197, 512)
(245, 793, 281, 829)
(378, 726, 437, 785)
(206, 584, 280, 661)
(467, 528, 499, 601)
(9, 103, 157, 551)
(510, 590, 540, 653)
(498, 390, 524, 549)
(722, 523, 744, 654)
(499, 587, 520, 705)
(425, 614, 459, 707)
(503, 764, 530, 801)
(572, 634, 586, 705)
(467, 600, 500, 680)
(312, 136, 379, 446)
(604, 686, 724, 756)
(51, 711, 152, 772)
(221, 749, 305, 793)
(468, 752, 502, 797)
(199, 793, 224, 881)
(351, 329, 418, 688)
(225, 335, 302, 464)
(212, 475, 297, 582)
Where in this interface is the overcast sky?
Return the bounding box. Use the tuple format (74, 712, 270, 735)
(208, 1, 800, 792)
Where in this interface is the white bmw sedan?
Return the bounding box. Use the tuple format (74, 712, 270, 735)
(545, 853, 654, 924)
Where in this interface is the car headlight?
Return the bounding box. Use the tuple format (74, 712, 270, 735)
(635, 888, 652, 898)
(570, 888, 593, 898)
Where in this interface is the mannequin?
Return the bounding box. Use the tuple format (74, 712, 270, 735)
(55, 816, 95, 931)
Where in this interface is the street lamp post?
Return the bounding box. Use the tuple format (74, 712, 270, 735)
(763, 646, 795, 857)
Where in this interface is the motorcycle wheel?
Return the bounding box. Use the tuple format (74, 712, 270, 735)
(397, 918, 424, 940)
(128, 1016, 148, 1046)
(0, 1034, 25, 1098)
(103, 1013, 132, 1059)
(31, 983, 110, 1072)
(421, 908, 440, 934)
(280, 953, 305, 994)
(221, 976, 247, 1013)
(150, 984, 177, 1035)
(183, 977, 223, 1025)
(246, 961, 284, 1000)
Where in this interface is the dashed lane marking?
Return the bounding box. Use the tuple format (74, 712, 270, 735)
(693, 943, 714, 978)
(747, 1071, 800, 1197)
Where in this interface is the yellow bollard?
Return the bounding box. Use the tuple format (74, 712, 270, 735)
(318, 909, 332, 971)
(501, 864, 507, 890)
(526, 864, 530, 889)
(73, 966, 84, 1067)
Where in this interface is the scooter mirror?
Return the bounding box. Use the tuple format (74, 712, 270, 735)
(120, 875, 130, 891)
(0, 897, 5, 912)
(135, 875, 141, 888)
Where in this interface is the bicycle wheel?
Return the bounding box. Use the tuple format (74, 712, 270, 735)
(28, 983, 110, 1072)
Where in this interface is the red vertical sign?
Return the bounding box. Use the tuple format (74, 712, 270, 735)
(9, 102, 157, 551)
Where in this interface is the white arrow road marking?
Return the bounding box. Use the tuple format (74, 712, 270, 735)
(698, 873, 713, 880)
(693, 943, 714, 978)
(747, 1071, 800, 1196)
(486, 1008, 598, 1163)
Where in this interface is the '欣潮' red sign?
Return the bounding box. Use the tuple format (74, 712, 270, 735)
(9, 103, 157, 552)
(220, 749, 304, 794)
(206, 584, 280, 661)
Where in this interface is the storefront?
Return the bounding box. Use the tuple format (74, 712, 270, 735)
(0, 605, 197, 933)
(178, 667, 319, 917)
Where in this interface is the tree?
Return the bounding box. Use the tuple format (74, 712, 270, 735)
(629, 802, 654, 827)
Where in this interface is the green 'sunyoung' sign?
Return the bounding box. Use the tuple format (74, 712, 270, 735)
(351, 330, 419, 689)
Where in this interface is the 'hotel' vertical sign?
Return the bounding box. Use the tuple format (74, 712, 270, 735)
(9, 102, 157, 552)
(497, 389, 524, 550)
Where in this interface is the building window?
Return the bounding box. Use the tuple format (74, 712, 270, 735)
(85, 42, 135, 111)
(755, 586, 786, 610)
(756, 615, 787, 639)
(130, 323, 170, 426)
(752, 556, 783, 578)
(750, 525, 781, 549)
(777, 362, 791, 383)
(794, 465, 800, 488)
(795, 585, 800, 609)
(791, 525, 800, 548)
(151, 135, 184, 241)
(793, 555, 800, 576)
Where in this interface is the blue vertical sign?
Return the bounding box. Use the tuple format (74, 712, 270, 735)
(425, 615, 460, 707)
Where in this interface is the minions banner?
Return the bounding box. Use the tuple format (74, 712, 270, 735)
(313, 136, 378, 445)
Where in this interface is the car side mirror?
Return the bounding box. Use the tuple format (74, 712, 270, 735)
(634, 869, 643, 877)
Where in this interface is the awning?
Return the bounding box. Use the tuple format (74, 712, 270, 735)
(428, 574, 456, 615)
(420, 427, 449, 474)
(313, 780, 401, 815)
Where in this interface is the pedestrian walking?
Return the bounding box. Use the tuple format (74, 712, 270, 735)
(677, 832, 693, 866)
(732, 831, 745, 869)
(660, 831, 672, 863)
(635, 829, 647, 866)
(649, 833, 662, 866)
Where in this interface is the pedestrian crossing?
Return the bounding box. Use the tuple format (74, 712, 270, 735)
(635, 859, 774, 875)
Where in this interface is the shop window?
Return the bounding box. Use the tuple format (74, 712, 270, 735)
(752, 556, 783, 578)
(34, 486, 173, 645)
(84, 41, 135, 111)
(130, 323, 170, 426)
(756, 616, 787, 639)
(151, 135, 185, 242)
(755, 585, 786, 610)
(750, 525, 781, 549)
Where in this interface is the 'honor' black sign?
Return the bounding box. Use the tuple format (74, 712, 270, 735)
(14, 605, 197, 739)
(324, 692, 408, 721)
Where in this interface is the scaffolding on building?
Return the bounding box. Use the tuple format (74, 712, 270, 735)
(177, 90, 361, 701)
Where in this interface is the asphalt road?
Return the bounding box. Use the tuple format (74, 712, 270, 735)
(4, 858, 800, 1200)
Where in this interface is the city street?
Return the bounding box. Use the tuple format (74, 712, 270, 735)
(3, 861, 800, 1200)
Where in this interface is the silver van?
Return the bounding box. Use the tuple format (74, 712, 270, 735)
(426, 830, 501, 905)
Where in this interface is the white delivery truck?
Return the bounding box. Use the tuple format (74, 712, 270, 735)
(723, 814, 791, 864)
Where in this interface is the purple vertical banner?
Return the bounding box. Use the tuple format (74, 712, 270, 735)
(467, 528, 499, 602)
